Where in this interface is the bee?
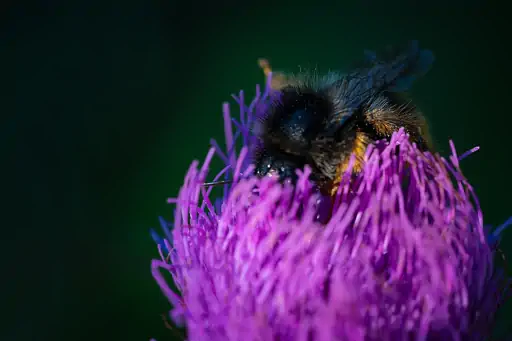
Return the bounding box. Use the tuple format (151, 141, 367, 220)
(253, 41, 434, 196)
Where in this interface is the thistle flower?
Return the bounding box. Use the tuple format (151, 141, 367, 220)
(151, 79, 510, 341)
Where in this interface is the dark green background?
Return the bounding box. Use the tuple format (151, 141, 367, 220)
(4, 1, 511, 340)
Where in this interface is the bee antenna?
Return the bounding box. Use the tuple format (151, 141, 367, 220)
(201, 179, 233, 187)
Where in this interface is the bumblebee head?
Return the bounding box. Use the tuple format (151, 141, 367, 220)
(253, 87, 334, 188)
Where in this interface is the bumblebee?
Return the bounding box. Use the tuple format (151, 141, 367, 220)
(253, 41, 434, 196)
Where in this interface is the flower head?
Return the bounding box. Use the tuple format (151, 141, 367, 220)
(151, 78, 510, 341)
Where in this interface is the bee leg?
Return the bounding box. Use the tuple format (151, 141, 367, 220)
(257, 58, 273, 77)
(257, 58, 287, 90)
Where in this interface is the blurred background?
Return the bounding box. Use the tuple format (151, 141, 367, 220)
(3, 1, 510, 340)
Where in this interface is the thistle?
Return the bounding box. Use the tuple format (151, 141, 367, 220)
(151, 78, 510, 341)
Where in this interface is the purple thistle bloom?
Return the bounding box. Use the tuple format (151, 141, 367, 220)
(151, 76, 510, 341)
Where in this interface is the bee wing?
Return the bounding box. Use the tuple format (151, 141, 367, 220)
(327, 41, 434, 129)
(356, 41, 433, 98)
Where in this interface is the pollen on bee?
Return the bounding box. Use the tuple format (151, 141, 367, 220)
(330, 132, 369, 196)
